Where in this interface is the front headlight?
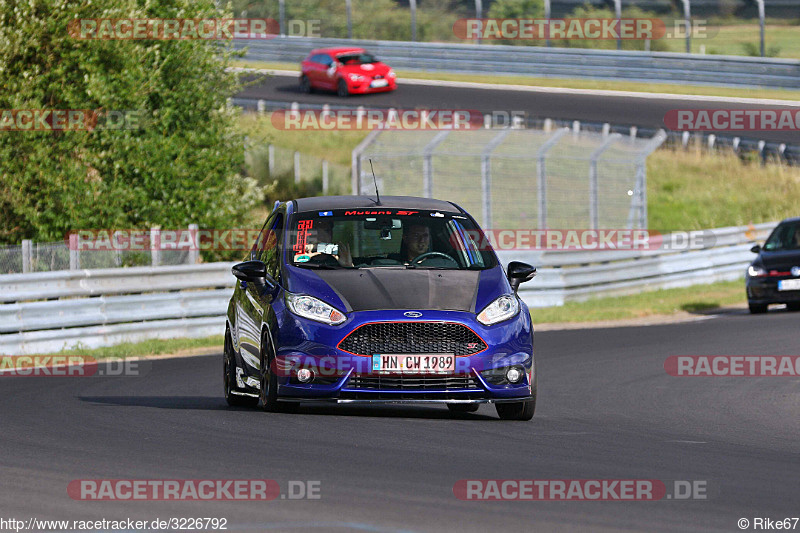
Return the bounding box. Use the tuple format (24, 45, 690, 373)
(348, 74, 365, 81)
(387, 70, 396, 78)
(285, 293, 346, 325)
(748, 265, 767, 277)
(477, 295, 519, 325)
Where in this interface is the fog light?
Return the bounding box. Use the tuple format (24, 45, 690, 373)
(506, 367, 523, 384)
(296, 368, 314, 383)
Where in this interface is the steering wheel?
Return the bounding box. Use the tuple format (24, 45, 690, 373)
(305, 253, 339, 266)
(411, 252, 458, 266)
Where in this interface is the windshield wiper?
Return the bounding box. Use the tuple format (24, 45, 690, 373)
(293, 263, 350, 270)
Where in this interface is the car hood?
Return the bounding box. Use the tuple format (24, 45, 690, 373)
(757, 250, 800, 272)
(338, 62, 391, 77)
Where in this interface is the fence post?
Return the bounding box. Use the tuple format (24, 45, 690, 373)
(188, 224, 200, 264)
(756, 0, 765, 57)
(613, 0, 621, 50)
(682, 0, 691, 53)
(346, 0, 353, 39)
(481, 129, 512, 228)
(268, 144, 275, 176)
(409, 0, 417, 41)
(351, 129, 382, 194)
(322, 160, 329, 194)
(536, 128, 569, 229)
(22, 239, 32, 273)
(279, 0, 286, 37)
(422, 130, 451, 199)
(294, 151, 301, 183)
(544, 0, 551, 47)
(150, 227, 160, 267)
(475, 0, 482, 44)
(69, 235, 80, 270)
(589, 134, 622, 230)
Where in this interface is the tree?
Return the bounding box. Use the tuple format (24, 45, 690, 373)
(0, 0, 260, 244)
(488, 0, 545, 19)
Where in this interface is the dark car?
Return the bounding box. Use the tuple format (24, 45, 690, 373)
(746, 217, 800, 314)
(223, 195, 538, 420)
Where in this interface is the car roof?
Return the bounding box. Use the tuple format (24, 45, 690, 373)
(293, 195, 461, 213)
(311, 47, 365, 56)
(779, 216, 800, 224)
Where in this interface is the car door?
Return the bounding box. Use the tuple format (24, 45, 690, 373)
(240, 209, 285, 379)
(317, 53, 336, 90)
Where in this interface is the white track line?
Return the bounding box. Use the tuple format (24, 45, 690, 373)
(233, 66, 800, 107)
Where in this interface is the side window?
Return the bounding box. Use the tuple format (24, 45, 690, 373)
(319, 54, 334, 67)
(259, 213, 284, 280)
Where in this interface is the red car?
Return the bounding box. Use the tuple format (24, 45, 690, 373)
(300, 47, 397, 97)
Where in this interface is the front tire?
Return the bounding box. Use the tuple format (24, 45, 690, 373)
(337, 79, 349, 97)
(224, 332, 258, 407)
(300, 75, 312, 94)
(496, 398, 535, 421)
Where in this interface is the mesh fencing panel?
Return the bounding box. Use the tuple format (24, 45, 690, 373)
(356, 128, 664, 231)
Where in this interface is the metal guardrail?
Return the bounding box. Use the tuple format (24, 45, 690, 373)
(0, 222, 777, 354)
(237, 36, 800, 89)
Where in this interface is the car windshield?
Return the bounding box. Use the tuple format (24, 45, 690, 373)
(337, 53, 377, 65)
(764, 221, 800, 251)
(288, 209, 496, 270)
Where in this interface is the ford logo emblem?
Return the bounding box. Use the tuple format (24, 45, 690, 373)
(792, 266, 800, 277)
(404, 311, 423, 318)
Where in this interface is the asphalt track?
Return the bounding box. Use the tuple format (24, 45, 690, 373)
(2, 309, 799, 532)
(236, 72, 800, 145)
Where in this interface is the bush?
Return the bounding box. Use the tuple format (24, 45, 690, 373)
(0, 0, 260, 244)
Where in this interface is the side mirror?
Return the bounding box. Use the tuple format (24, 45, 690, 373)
(232, 260, 267, 282)
(507, 261, 536, 292)
(751, 244, 762, 254)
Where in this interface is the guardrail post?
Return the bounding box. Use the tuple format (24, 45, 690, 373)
(589, 134, 622, 230)
(322, 160, 329, 193)
(22, 239, 32, 273)
(188, 224, 200, 264)
(268, 144, 275, 176)
(422, 130, 451, 198)
(257, 99, 266, 115)
(481, 129, 513, 227)
(294, 151, 301, 183)
(150, 227, 160, 267)
(346, 0, 353, 39)
(602, 123, 610, 138)
(409, 0, 417, 41)
(536, 128, 569, 229)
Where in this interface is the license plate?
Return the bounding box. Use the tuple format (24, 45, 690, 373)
(370, 79, 388, 88)
(372, 354, 454, 374)
(778, 279, 800, 291)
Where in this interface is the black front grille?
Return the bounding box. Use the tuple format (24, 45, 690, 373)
(338, 322, 486, 356)
(347, 374, 481, 391)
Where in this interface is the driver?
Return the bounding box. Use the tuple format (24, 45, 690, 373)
(793, 226, 800, 249)
(392, 223, 431, 264)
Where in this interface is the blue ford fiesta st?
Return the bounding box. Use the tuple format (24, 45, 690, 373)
(224, 195, 538, 420)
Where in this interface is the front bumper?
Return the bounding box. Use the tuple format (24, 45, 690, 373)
(272, 309, 535, 402)
(747, 276, 800, 304)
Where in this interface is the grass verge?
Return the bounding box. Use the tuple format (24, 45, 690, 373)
(55, 335, 223, 359)
(233, 59, 800, 102)
(531, 279, 744, 324)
